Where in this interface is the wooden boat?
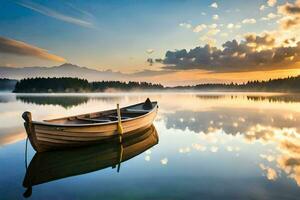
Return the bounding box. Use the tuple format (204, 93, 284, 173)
(22, 98, 158, 152)
(23, 125, 158, 198)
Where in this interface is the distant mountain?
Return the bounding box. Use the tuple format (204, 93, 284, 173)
(0, 63, 128, 81)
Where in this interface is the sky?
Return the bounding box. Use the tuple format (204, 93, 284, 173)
(1, 0, 300, 85)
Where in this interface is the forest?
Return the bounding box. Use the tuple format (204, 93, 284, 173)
(171, 75, 300, 92)
(13, 77, 164, 93)
(10, 75, 300, 93)
(0, 78, 17, 91)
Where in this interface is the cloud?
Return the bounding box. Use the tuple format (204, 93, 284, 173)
(0, 36, 66, 62)
(235, 24, 242, 29)
(244, 32, 276, 47)
(209, 24, 218, 29)
(212, 14, 219, 20)
(210, 2, 218, 8)
(207, 28, 220, 36)
(242, 18, 257, 24)
(261, 13, 278, 21)
(193, 24, 207, 33)
(154, 32, 300, 72)
(179, 22, 192, 29)
(199, 36, 217, 46)
(227, 23, 234, 29)
(220, 32, 229, 37)
(278, 1, 300, 15)
(15, 0, 94, 28)
(267, 0, 277, 7)
(278, 1, 300, 29)
(146, 49, 154, 54)
(260, 5, 267, 11)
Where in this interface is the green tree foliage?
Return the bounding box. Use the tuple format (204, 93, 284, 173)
(12, 75, 300, 93)
(171, 75, 300, 92)
(13, 78, 164, 93)
(0, 78, 17, 91)
(91, 81, 164, 91)
(14, 77, 90, 93)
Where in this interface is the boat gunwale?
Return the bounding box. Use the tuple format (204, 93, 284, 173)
(31, 101, 158, 127)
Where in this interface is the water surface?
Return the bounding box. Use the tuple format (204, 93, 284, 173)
(1, 92, 300, 199)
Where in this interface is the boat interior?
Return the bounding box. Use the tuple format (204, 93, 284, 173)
(43, 101, 157, 125)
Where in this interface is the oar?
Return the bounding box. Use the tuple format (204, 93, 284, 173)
(117, 104, 123, 143)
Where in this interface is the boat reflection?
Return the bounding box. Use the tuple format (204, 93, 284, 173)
(22, 125, 158, 198)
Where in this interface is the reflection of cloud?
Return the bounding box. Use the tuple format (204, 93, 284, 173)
(210, 146, 218, 153)
(179, 147, 191, 154)
(161, 158, 168, 165)
(164, 107, 300, 136)
(226, 146, 233, 152)
(0, 36, 66, 62)
(145, 155, 151, 161)
(192, 144, 207, 151)
(246, 125, 300, 185)
(260, 154, 275, 162)
(259, 163, 278, 181)
(160, 97, 300, 186)
(226, 146, 240, 152)
(145, 150, 151, 154)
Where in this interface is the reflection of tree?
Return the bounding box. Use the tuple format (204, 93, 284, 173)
(16, 96, 89, 109)
(0, 95, 15, 103)
(247, 95, 300, 103)
(195, 95, 225, 100)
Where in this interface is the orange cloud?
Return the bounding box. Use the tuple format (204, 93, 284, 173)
(0, 36, 66, 62)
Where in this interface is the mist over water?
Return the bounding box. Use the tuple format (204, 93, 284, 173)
(0, 92, 300, 199)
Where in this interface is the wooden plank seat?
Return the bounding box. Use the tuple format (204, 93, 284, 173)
(107, 115, 131, 120)
(76, 117, 111, 123)
(125, 109, 149, 114)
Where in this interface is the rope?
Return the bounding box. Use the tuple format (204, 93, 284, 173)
(24, 137, 28, 170)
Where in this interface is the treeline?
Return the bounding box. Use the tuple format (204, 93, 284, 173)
(14, 78, 90, 93)
(91, 81, 163, 91)
(0, 78, 17, 91)
(9, 75, 300, 93)
(13, 77, 164, 93)
(171, 75, 300, 92)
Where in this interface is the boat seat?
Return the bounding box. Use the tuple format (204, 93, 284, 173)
(107, 115, 131, 120)
(125, 109, 149, 113)
(76, 117, 111, 123)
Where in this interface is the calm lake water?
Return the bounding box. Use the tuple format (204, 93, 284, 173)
(1, 92, 300, 199)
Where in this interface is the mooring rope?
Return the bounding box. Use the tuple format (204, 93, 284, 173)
(24, 137, 28, 170)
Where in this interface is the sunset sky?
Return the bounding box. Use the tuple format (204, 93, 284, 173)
(1, 0, 300, 85)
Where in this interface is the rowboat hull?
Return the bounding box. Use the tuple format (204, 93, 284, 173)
(22, 100, 158, 152)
